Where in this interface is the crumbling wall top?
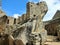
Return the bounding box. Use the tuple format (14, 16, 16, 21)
(0, 9, 6, 17)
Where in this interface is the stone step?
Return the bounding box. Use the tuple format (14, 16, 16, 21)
(44, 42, 60, 45)
(46, 35, 57, 42)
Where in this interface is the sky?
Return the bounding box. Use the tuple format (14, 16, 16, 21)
(2, 0, 60, 21)
(2, 0, 28, 17)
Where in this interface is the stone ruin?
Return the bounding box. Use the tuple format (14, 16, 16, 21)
(44, 10, 60, 42)
(57, 25, 60, 40)
(0, 1, 48, 45)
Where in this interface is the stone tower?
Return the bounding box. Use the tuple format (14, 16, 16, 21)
(26, 1, 48, 45)
(26, 1, 48, 33)
(26, 1, 48, 20)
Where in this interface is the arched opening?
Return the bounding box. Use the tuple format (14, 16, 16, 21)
(7, 19, 9, 24)
(33, 15, 36, 17)
(14, 18, 16, 24)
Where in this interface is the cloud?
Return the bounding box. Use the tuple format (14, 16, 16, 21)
(42, 0, 60, 9)
(42, 0, 60, 21)
(13, 14, 21, 18)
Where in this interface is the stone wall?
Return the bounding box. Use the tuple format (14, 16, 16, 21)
(7, 17, 15, 25)
(0, 10, 7, 33)
(7, 17, 19, 25)
(26, 1, 48, 20)
(53, 10, 60, 19)
(45, 18, 60, 36)
(6, 1, 48, 25)
(57, 25, 60, 40)
(0, 1, 48, 45)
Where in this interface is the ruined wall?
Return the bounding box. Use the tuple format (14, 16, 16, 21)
(7, 17, 20, 25)
(45, 10, 60, 36)
(18, 14, 28, 25)
(57, 25, 60, 40)
(18, 16, 22, 24)
(0, 10, 7, 33)
(26, 1, 48, 20)
(45, 23, 59, 35)
(6, 1, 48, 26)
(53, 10, 60, 19)
(21, 14, 27, 23)
(0, 10, 6, 17)
(15, 18, 20, 24)
(45, 18, 60, 36)
(26, 1, 48, 34)
(18, 14, 27, 24)
(7, 17, 15, 25)
(0, 1, 48, 45)
(44, 10, 60, 41)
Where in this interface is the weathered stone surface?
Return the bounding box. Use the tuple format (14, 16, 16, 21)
(8, 35, 14, 45)
(0, 10, 6, 17)
(0, 34, 9, 45)
(44, 18, 60, 36)
(53, 10, 60, 19)
(57, 25, 60, 40)
(14, 39, 24, 45)
(44, 10, 60, 42)
(0, 10, 7, 33)
(0, 1, 48, 45)
(26, 1, 48, 19)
